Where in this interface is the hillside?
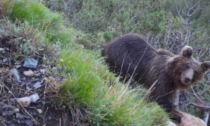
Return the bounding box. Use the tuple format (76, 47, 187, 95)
(0, 0, 169, 126)
(43, 0, 210, 125)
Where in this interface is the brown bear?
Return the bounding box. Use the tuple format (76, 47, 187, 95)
(101, 33, 210, 116)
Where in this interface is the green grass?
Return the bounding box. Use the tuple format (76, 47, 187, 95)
(1, 0, 169, 125)
(0, 19, 57, 63)
(89, 83, 168, 126)
(59, 47, 168, 125)
(10, 0, 63, 30)
(59, 47, 106, 105)
(8, 0, 80, 45)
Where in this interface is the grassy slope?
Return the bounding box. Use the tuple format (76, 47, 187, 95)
(1, 0, 169, 125)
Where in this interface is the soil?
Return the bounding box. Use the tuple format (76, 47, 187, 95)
(0, 35, 77, 126)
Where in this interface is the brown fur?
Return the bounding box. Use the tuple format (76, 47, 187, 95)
(101, 33, 210, 114)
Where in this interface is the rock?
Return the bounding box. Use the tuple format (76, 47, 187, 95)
(37, 109, 42, 114)
(11, 68, 21, 82)
(167, 121, 177, 126)
(0, 48, 5, 51)
(17, 97, 31, 107)
(3, 58, 8, 63)
(16, 113, 26, 119)
(15, 65, 21, 68)
(13, 108, 20, 113)
(25, 120, 33, 126)
(23, 58, 38, 68)
(32, 81, 43, 89)
(2, 111, 15, 116)
(0, 48, 5, 53)
(16, 93, 39, 107)
(29, 93, 40, 103)
(40, 69, 46, 74)
(23, 70, 34, 77)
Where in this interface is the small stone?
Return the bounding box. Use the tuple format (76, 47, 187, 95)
(17, 97, 31, 107)
(13, 108, 20, 113)
(25, 120, 33, 126)
(40, 69, 46, 74)
(16, 113, 26, 119)
(11, 68, 21, 82)
(3, 58, 7, 63)
(33, 81, 43, 89)
(15, 65, 21, 68)
(29, 93, 40, 102)
(2, 111, 14, 116)
(23, 58, 38, 68)
(37, 109, 42, 114)
(23, 70, 34, 77)
(167, 121, 177, 126)
(0, 48, 5, 53)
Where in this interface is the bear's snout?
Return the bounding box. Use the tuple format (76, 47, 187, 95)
(181, 69, 194, 85)
(184, 78, 191, 84)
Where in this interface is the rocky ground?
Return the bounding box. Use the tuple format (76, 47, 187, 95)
(0, 35, 74, 126)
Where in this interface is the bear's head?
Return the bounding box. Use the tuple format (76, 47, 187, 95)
(168, 46, 210, 89)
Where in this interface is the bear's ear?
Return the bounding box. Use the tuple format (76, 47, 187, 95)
(180, 46, 193, 58)
(201, 61, 210, 72)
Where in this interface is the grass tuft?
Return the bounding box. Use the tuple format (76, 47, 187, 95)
(0, 0, 12, 18)
(0, 19, 59, 65)
(89, 83, 168, 126)
(9, 0, 63, 31)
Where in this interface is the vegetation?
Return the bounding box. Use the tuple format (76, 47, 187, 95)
(1, 0, 210, 125)
(43, 0, 210, 121)
(0, 0, 169, 125)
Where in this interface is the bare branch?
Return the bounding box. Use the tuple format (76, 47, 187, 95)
(198, 48, 209, 60)
(189, 0, 200, 11)
(190, 102, 210, 110)
(191, 87, 203, 102)
(184, 0, 189, 9)
(175, 0, 184, 21)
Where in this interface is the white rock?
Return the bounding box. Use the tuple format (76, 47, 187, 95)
(15, 65, 21, 68)
(23, 70, 34, 76)
(0, 48, 5, 52)
(167, 121, 177, 126)
(29, 93, 40, 102)
(33, 81, 43, 89)
(17, 97, 31, 107)
(13, 108, 20, 113)
(16, 93, 40, 107)
(11, 68, 21, 82)
(37, 109, 42, 114)
(40, 69, 46, 74)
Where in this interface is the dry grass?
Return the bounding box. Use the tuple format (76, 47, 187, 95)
(0, 0, 12, 18)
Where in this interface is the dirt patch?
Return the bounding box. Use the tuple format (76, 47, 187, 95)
(0, 34, 80, 126)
